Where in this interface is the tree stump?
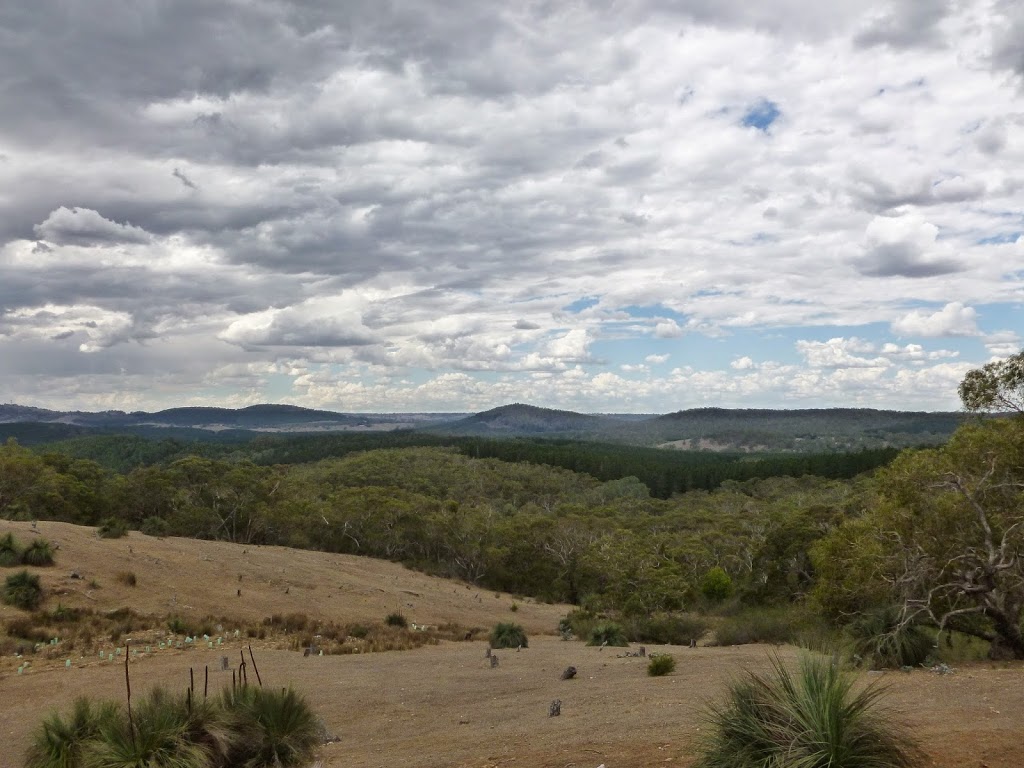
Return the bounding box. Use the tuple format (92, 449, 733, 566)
(561, 666, 577, 680)
(548, 699, 561, 717)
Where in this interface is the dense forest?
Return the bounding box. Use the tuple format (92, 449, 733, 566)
(3, 352, 1023, 661)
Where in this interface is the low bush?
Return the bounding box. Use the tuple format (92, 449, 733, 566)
(848, 606, 933, 669)
(21, 539, 55, 567)
(559, 609, 599, 640)
(586, 622, 628, 647)
(385, 611, 408, 628)
(490, 622, 528, 649)
(695, 653, 924, 768)
(710, 607, 806, 647)
(647, 654, 676, 676)
(25, 697, 121, 768)
(140, 516, 170, 537)
(114, 571, 137, 587)
(25, 684, 320, 768)
(4, 569, 43, 610)
(96, 518, 128, 539)
(0, 532, 23, 567)
(624, 613, 709, 645)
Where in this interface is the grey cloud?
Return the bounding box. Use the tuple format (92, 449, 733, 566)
(855, 242, 964, 278)
(34, 207, 151, 246)
(853, 0, 951, 48)
(515, 319, 541, 330)
(172, 169, 198, 190)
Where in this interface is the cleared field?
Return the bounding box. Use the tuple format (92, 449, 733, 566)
(2, 521, 1023, 768)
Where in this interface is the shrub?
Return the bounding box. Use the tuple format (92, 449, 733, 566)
(559, 609, 599, 640)
(114, 571, 137, 587)
(700, 566, 734, 602)
(96, 518, 127, 539)
(490, 622, 528, 649)
(695, 653, 924, 768)
(140, 516, 171, 537)
(586, 622, 628, 647)
(848, 606, 933, 669)
(221, 685, 320, 767)
(710, 607, 803, 647)
(0, 532, 22, 567)
(647, 654, 676, 676)
(385, 612, 408, 628)
(83, 686, 223, 768)
(4, 569, 43, 610)
(21, 539, 55, 567)
(25, 697, 121, 768)
(624, 613, 710, 645)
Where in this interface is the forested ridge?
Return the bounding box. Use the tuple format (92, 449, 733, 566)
(2, 352, 1023, 660)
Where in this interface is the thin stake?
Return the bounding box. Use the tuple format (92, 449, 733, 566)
(248, 644, 263, 687)
(187, 686, 192, 713)
(204, 665, 209, 699)
(125, 642, 136, 751)
(190, 667, 194, 694)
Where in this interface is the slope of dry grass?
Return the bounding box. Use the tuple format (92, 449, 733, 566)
(2, 520, 1024, 768)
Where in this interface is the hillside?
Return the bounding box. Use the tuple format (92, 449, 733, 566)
(431, 403, 619, 435)
(2, 520, 1022, 768)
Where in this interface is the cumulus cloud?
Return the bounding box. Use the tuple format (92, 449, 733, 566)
(34, 207, 151, 246)
(891, 302, 980, 337)
(0, 0, 1019, 411)
(855, 215, 963, 277)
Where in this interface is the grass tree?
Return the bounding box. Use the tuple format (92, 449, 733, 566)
(695, 653, 923, 768)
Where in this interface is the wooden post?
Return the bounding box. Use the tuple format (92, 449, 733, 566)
(248, 644, 263, 688)
(204, 665, 209, 699)
(125, 642, 136, 750)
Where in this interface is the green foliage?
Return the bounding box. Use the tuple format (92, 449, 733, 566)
(22, 538, 55, 566)
(96, 517, 128, 539)
(82, 687, 225, 768)
(695, 653, 924, 768)
(220, 685, 320, 768)
(958, 349, 1024, 414)
(25, 685, 319, 768)
(490, 622, 528, 649)
(0, 531, 22, 566)
(586, 622, 628, 647)
(4, 569, 43, 610)
(711, 607, 811, 647)
(700, 567, 734, 602)
(647, 654, 676, 676)
(25, 697, 121, 768)
(140, 516, 171, 537)
(848, 607, 934, 669)
(623, 613, 710, 646)
(385, 612, 407, 628)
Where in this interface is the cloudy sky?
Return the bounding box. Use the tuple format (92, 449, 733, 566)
(1, 0, 1022, 414)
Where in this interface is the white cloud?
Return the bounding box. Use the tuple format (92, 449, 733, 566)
(891, 302, 980, 337)
(731, 356, 755, 370)
(653, 320, 683, 338)
(645, 354, 670, 364)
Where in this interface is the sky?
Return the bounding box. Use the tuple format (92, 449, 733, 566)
(0, 1, 1022, 414)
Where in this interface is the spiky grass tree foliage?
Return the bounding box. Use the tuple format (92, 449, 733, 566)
(221, 686, 320, 768)
(695, 653, 924, 768)
(849, 607, 933, 669)
(22, 538, 55, 566)
(0, 532, 22, 567)
(4, 569, 43, 610)
(83, 687, 219, 768)
(25, 697, 120, 768)
(586, 622, 628, 647)
(489, 622, 528, 649)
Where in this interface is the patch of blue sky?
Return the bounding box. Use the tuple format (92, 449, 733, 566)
(563, 296, 600, 313)
(977, 232, 1022, 245)
(741, 99, 780, 132)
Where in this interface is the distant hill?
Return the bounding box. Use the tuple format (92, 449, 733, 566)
(433, 403, 618, 435)
(0, 402, 463, 443)
(0, 401, 971, 453)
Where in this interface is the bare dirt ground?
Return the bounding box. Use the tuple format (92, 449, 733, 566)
(2, 521, 1024, 768)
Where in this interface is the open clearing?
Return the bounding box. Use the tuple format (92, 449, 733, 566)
(2, 521, 1023, 768)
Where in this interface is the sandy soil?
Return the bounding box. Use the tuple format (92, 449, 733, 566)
(2, 521, 1023, 768)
